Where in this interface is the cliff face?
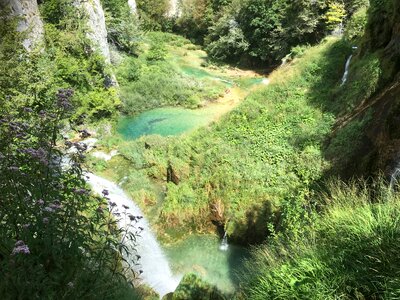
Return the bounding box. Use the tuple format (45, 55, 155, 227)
(334, 0, 400, 178)
(79, 0, 111, 63)
(1, 0, 44, 51)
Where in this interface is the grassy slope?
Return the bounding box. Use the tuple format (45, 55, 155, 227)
(93, 36, 365, 244)
(240, 180, 400, 299)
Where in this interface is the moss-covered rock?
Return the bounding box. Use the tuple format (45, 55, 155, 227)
(165, 273, 226, 300)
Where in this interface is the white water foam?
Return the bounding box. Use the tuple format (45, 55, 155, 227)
(86, 173, 181, 297)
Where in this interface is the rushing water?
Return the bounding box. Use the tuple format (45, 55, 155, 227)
(341, 55, 353, 86)
(118, 107, 217, 139)
(86, 173, 181, 297)
(163, 234, 249, 294)
(220, 232, 229, 251)
(390, 167, 400, 190)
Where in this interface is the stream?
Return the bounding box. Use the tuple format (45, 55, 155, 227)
(86, 172, 249, 296)
(86, 173, 181, 297)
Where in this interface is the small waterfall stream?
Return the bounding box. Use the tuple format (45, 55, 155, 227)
(390, 168, 400, 190)
(86, 173, 180, 297)
(219, 232, 229, 251)
(341, 55, 353, 86)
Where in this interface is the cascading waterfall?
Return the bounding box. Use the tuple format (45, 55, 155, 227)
(390, 168, 400, 190)
(341, 55, 353, 86)
(219, 232, 229, 251)
(86, 173, 180, 297)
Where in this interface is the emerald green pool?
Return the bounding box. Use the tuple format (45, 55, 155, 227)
(118, 107, 217, 140)
(163, 234, 249, 294)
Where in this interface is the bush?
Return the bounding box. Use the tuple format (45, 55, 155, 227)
(344, 7, 368, 42)
(102, 0, 142, 54)
(0, 91, 141, 299)
(169, 273, 225, 300)
(240, 179, 400, 299)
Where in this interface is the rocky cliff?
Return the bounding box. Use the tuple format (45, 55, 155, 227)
(79, 0, 111, 63)
(1, 0, 44, 51)
(332, 0, 400, 178)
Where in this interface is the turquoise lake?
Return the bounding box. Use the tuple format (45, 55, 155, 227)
(163, 234, 249, 294)
(118, 107, 218, 139)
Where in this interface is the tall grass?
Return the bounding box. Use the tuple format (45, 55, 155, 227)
(240, 179, 400, 299)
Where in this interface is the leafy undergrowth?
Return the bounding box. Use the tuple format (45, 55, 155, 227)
(97, 33, 383, 245)
(240, 180, 400, 299)
(116, 32, 226, 115)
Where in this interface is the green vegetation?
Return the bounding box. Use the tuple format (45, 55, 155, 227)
(117, 32, 225, 115)
(98, 37, 358, 244)
(241, 180, 400, 299)
(168, 273, 225, 300)
(101, 0, 141, 54)
(38, 0, 120, 121)
(133, 0, 369, 65)
(0, 89, 144, 298)
(3, 0, 400, 297)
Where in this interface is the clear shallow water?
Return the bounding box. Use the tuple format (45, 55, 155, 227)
(118, 107, 217, 139)
(163, 235, 249, 294)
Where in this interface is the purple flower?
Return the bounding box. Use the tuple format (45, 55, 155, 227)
(36, 199, 45, 206)
(128, 215, 136, 221)
(11, 240, 30, 255)
(42, 217, 49, 224)
(56, 88, 74, 110)
(8, 166, 19, 172)
(109, 202, 117, 207)
(23, 223, 31, 229)
(39, 110, 46, 117)
(102, 189, 109, 196)
(122, 205, 129, 210)
(49, 203, 62, 210)
(74, 188, 88, 195)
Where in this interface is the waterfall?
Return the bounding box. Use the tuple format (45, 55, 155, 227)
(341, 55, 353, 86)
(219, 232, 229, 251)
(390, 168, 400, 190)
(127, 0, 137, 14)
(86, 173, 180, 297)
(167, 0, 181, 17)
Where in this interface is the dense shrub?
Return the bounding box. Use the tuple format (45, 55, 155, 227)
(101, 0, 142, 54)
(117, 33, 223, 114)
(0, 91, 141, 299)
(240, 180, 400, 299)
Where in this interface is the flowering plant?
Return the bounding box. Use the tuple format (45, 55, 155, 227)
(0, 90, 141, 299)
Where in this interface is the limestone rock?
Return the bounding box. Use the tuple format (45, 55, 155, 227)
(2, 0, 44, 51)
(78, 0, 111, 63)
